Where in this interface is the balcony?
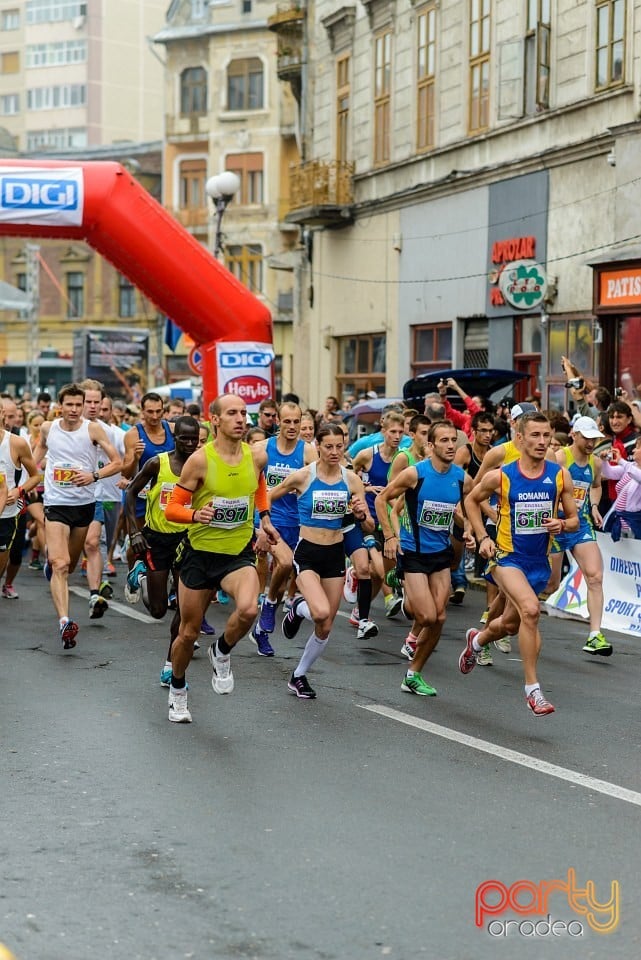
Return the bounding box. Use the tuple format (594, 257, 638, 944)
(165, 206, 208, 231)
(267, 2, 304, 31)
(286, 160, 355, 227)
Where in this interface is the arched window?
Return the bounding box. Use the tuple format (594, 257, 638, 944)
(227, 58, 263, 111)
(180, 66, 207, 115)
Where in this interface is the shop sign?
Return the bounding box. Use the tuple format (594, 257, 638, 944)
(598, 267, 641, 307)
(498, 259, 548, 310)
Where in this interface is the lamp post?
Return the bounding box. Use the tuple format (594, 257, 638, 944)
(206, 171, 241, 259)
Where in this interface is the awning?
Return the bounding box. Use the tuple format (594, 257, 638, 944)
(0, 280, 31, 310)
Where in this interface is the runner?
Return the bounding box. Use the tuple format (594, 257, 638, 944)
(548, 416, 611, 656)
(250, 401, 317, 656)
(163, 394, 279, 723)
(271, 422, 372, 699)
(32, 383, 122, 650)
(0, 403, 41, 596)
(125, 415, 200, 686)
(376, 420, 472, 697)
(461, 413, 579, 716)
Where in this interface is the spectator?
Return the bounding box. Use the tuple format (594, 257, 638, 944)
(436, 377, 481, 437)
(258, 398, 279, 436)
(600, 439, 641, 540)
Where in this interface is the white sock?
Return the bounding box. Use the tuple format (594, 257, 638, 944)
(265, 596, 278, 606)
(294, 631, 328, 676)
(472, 637, 483, 652)
(164, 660, 172, 670)
(524, 683, 540, 697)
(296, 599, 312, 621)
(588, 630, 600, 639)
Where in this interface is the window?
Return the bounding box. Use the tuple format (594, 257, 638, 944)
(0, 94, 19, 115)
(66, 272, 84, 319)
(180, 67, 207, 116)
(26, 1, 86, 24)
(226, 153, 264, 205)
(416, 5, 436, 151)
(469, 0, 490, 133)
(336, 334, 386, 400)
(410, 324, 452, 377)
(1, 9, 20, 30)
(336, 54, 350, 163)
(191, 0, 206, 17)
(547, 315, 598, 410)
(1, 51, 19, 73)
(27, 84, 86, 110)
(225, 245, 263, 294)
(118, 274, 136, 318)
(374, 31, 391, 166)
(26, 41, 87, 68)
(524, 0, 550, 113)
(178, 158, 206, 210)
(596, 0, 625, 89)
(227, 58, 263, 111)
(26, 127, 87, 150)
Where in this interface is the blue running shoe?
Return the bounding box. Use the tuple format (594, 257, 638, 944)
(216, 589, 230, 605)
(43, 559, 52, 582)
(258, 597, 277, 634)
(200, 617, 216, 636)
(250, 625, 275, 657)
(125, 559, 146, 604)
(160, 664, 172, 687)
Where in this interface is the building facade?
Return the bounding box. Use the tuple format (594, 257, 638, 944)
(278, 0, 641, 410)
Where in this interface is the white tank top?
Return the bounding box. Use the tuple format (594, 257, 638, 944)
(95, 422, 125, 503)
(44, 418, 98, 506)
(0, 430, 20, 518)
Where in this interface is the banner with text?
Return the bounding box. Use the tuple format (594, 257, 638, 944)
(216, 341, 274, 413)
(545, 533, 641, 638)
(0, 166, 84, 226)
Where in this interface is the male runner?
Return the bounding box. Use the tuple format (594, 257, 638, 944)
(0, 404, 41, 593)
(125, 415, 200, 685)
(461, 413, 579, 716)
(549, 416, 611, 656)
(164, 394, 278, 723)
(32, 383, 122, 649)
(376, 420, 472, 696)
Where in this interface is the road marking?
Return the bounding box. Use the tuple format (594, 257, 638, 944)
(70, 586, 156, 624)
(359, 703, 641, 808)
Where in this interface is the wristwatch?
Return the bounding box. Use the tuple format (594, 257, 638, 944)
(92, 470, 100, 482)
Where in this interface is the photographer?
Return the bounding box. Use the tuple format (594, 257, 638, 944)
(561, 356, 611, 420)
(436, 377, 482, 438)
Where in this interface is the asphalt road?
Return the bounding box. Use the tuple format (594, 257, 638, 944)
(1, 564, 640, 960)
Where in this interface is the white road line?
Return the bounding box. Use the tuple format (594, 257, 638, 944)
(359, 703, 641, 808)
(69, 586, 156, 624)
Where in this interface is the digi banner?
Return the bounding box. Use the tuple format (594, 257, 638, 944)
(0, 166, 84, 226)
(216, 341, 274, 413)
(545, 532, 641, 638)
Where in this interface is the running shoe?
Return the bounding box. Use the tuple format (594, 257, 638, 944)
(167, 591, 177, 611)
(288, 672, 316, 699)
(106, 563, 117, 578)
(400, 639, 417, 660)
(200, 617, 216, 636)
(385, 568, 401, 593)
(89, 594, 108, 620)
(60, 619, 78, 650)
(125, 559, 146, 603)
(283, 595, 296, 613)
(168, 687, 192, 723)
(494, 636, 512, 654)
(477, 645, 493, 666)
(28, 558, 43, 571)
(2, 584, 18, 599)
(43, 559, 52, 582)
(450, 587, 466, 605)
(401, 672, 437, 696)
(250, 625, 275, 657)
(526, 688, 555, 717)
(99, 580, 114, 600)
(479, 608, 489, 624)
(160, 663, 172, 688)
(357, 618, 378, 640)
(582, 632, 613, 657)
(208, 642, 234, 694)
(80, 557, 87, 578)
(258, 597, 277, 634)
(458, 628, 479, 675)
(282, 598, 304, 640)
(216, 589, 230, 605)
(343, 566, 358, 604)
(384, 594, 402, 618)
(348, 605, 360, 626)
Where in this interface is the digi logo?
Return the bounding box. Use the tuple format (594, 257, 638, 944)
(0, 177, 79, 210)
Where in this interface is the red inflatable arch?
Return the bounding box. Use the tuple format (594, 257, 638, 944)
(0, 160, 273, 412)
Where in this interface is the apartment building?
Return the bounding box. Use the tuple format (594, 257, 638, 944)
(276, 0, 641, 410)
(0, 0, 166, 152)
(153, 0, 300, 401)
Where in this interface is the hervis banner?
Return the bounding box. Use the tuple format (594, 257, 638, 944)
(545, 532, 641, 638)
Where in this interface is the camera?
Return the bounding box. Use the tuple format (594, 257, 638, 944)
(564, 377, 584, 390)
(615, 387, 624, 398)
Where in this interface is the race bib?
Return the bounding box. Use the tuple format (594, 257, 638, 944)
(418, 499, 454, 531)
(265, 464, 290, 489)
(159, 482, 175, 512)
(208, 496, 250, 528)
(0, 467, 7, 488)
(137, 481, 151, 500)
(53, 463, 80, 486)
(572, 480, 589, 508)
(514, 500, 552, 534)
(311, 490, 348, 520)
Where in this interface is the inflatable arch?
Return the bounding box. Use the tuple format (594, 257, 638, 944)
(0, 160, 273, 411)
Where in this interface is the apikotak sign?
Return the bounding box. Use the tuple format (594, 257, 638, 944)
(498, 259, 548, 310)
(0, 166, 84, 226)
(216, 341, 274, 411)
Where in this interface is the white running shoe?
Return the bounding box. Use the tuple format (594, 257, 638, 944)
(168, 688, 192, 723)
(208, 642, 234, 694)
(400, 641, 416, 660)
(356, 618, 378, 640)
(477, 645, 493, 666)
(343, 566, 358, 604)
(494, 636, 512, 654)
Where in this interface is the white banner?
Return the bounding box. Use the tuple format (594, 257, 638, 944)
(545, 532, 641, 638)
(0, 166, 84, 226)
(216, 341, 274, 413)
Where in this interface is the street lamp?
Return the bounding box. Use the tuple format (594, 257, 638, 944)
(206, 171, 241, 259)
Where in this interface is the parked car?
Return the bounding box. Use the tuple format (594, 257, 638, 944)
(403, 367, 529, 410)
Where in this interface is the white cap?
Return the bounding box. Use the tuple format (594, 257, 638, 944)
(572, 416, 604, 439)
(510, 401, 538, 420)
(365, 390, 378, 399)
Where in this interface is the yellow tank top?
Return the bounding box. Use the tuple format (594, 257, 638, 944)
(502, 439, 520, 464)
(145, 452, 187, 535)
(188, 442, 257, 553)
